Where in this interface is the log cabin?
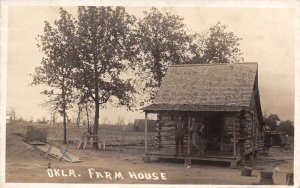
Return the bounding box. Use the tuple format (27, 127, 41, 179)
(142, 63, 264, 168)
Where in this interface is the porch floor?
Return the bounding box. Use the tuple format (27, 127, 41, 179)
(144, 152, 241, 168)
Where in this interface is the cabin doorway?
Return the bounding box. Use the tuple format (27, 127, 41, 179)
(203, 113, 223, 154)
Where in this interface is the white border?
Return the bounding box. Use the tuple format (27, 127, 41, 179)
(0, 2, 8, 188)
(1, 0, 299, 188)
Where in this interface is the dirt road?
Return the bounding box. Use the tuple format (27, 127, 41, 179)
(5, 124, 294, 185)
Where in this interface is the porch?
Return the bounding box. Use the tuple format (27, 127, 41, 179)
(144, 151, 241, 168)
(142, 110, 244, 168)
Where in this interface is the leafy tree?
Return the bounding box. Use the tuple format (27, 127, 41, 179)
(137, 7, 194, 100)
(264, 114, 280, 131)
(137, 9, 244, 102)
(191, 21, 244, 64)
(74, 7, 138, 148)
(31, 8, 77, 144)
(278, 120, 294, 136)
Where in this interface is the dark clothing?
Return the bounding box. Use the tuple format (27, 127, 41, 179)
(175, 122, 185, 136)
(175, 135, 184, 154)
(175, 121, 185, 154)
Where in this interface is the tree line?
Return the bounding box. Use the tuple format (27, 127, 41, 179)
(264, 114, 294, 137)
(30, 7, 244, 147)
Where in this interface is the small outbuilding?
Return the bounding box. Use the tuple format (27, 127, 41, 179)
(263, 125, 288, 148)
(133, 119, 157, 132)
(142, 63, 264, 168)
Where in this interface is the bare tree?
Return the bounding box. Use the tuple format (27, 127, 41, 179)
(51, 112, 58, 125)
(103, 116, 109, 126)
(76, 103, 84, 128)
(116, 116, 126, 132)
(9, 108, 16, 123)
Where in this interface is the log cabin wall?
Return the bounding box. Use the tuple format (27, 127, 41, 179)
(241, 94, 264, 156)
(250, 93, 264, 152)
(241, 110, 255, 155)
(221, 112, 241, 156)
(155, 112, 189, 154)
(155, 112, 242, 157)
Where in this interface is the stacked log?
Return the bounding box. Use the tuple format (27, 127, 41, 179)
(154, 115, 162, 150)
(223, 124, 240, 137)
(156, 113, 189, 152)
(244, 140, 254, 154)
(241, 111, 256, 154)
(280, 133, 288, 146)
(222, 115, 241, 153)
(256, 139, 264, 151)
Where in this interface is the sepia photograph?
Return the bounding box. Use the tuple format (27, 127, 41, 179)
(1, 0, 298, 187)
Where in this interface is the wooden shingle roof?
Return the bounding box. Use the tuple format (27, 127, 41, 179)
(143, 63, 258, 112)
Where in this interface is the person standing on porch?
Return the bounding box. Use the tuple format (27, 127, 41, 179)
(175, 116, 185, 155)
(191, 118, 206, 156)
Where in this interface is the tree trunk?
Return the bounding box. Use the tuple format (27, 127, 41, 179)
(92, 46, 99, 149)
(77, 108, 81, 128)
(77, 105, 84, 128)
(77, 115, 80, 128)
(62, 77, 67, 144)
(93, 101, 100, 149)
(85, 104, 90, 133)
(52, 113, 56, 126)
(63, 110, 67, 144)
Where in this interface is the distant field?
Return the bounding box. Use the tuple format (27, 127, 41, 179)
(6, 122, 155, 146)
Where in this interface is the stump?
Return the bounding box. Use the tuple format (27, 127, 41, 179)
(259, 171, 274, 185)
(286, 173, 293, 185)
(184, 158, 191, 166)
(248, 152, 254, 161)
(241, 167, 252, 176)
(143, 156, 150, 163)
(230, 160, 238, 168)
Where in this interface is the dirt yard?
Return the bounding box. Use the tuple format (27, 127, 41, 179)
(5, 123, 294, 185)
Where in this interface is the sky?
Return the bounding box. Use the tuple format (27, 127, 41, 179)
(6, 6, 295, 123)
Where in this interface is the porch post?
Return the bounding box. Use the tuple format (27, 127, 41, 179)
(233, 120, 237, 157)
(188, 114, 191, 156)
(220, 116, 224, 152)
(145, 112, 148, 154)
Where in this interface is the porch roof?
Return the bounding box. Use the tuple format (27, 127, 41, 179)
(142, 104, 243, 112)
